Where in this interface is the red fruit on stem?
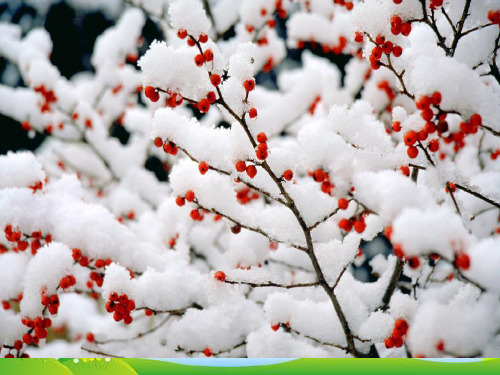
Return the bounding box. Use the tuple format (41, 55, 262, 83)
(144, 86, 159, 102)
(235, 160, 246, 172)
(283, 169, 293, 181)
(243, 79, 256, 92)
(185, 190, 195, 202)
(214, 271, 226, 282)
(249, 107, 258, 119)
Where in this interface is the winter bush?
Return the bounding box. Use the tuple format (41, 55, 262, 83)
(0, 0, 499, 359)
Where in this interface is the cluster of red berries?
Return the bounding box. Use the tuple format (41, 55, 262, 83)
(488, 10, 500, 27)
(389, 15, 412, 37)
(40, 289, 60, 315)
(21, 316, 52, 348)
(369, 34, 403, 70)
(4, 338, 30, 358)
(59, 274, 76, 290)
(235, 159, 258, 179)
(153, 136, 179, 156)
(236, 187, 260, 205)
(384, 318, 408, 349)
(177, 28, 208, 46)
(3, 225, 52, 255)
(34, 84, 57, 113)
(105, 292, 135, 324)
(338, 214, 367, 233)
(309, 168, 335, 195)
(255, 132, 269, 161)
(176, 190, 196, 207)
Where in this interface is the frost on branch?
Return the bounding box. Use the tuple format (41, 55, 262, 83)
(0, 0, 500, 359)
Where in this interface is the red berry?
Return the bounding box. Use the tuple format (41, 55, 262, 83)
(190, 210, 201, 220)
(400, 165, 410, 176)
(256, 132, 267, 143)
(246, 165, 257, 178)
(407, 146, 419, 159)
(354, 220, 366, 233)
(194, 54, 204, 67)
(231, 225, 241, 234)
(177, 29, 187, 39)
(144, 86, 159, 102)
(385, 337, 395, 349)
(145, 309, 154, 316)
(354, 31, 363, 43)
(393, 335, 404, 347)
(392, 45, 403, 57)
(431, 91, 442, 106)
(408, 257, 420, 269)
(271, 323, 280, 331)
(243, 79, 256, 92)
(401, 23, 412, 36)
(199, 34, 208, 43)
(313, 169, 326, 182)
(203, 347, 213, 357)
(404, 131, 417, 146)
(422, 108, 434, 122)
(214, 271, 226, 282)
(235, 160, 246, 172)
(249, 107, 258, 119)
(256, 149, 268, 160)
(283, 169, 293, 181)
(203, 49, 214, 62)
(207, 91, 217, 104)
(198, 98, 210, 113)
(14, 340, 23, 351)
(428, 139, 439, 152)
(338, 198, 349, 210)
(392, 121, 402, 132)
(185, 190, 195, 202)
(126, 299, 136, 311)
(470, 113, 482, 127)
(22, 334, 33, 344)
(394, 319, 408, 335)
(35, 327, 47, 339)
(455, 253, 470, 270)
(199, 161, 209, 175)
(43, 318, 52, 328)
(124, 315, 133, 324)
(154, 137, 163, 148)
(210, 74, 221, 87)
(86, 333, 95, 342)
(176, 196, 185, 206)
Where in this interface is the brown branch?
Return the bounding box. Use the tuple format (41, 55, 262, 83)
(224, 279, 319, 289)
(95, 315, 173, 345)
(289, 328, 349, 352)
(309, 207, 341, 230)
(380, 257, 404, 311)
(195, 202, 308, 252)
(176, 341, 246, 357)
(449, 0, 472, 56)
(454, 183, 500, 210)
(81, 346, 123, 358)
(186, 33, 362, 357)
